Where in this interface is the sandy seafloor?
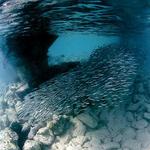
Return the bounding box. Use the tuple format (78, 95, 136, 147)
(0, 74, 150, 150)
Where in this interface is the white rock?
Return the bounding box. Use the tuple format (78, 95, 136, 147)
(136, 128, 150, 149)
(34, 127, 55, 145)
(63, 140, 84, 150)
(77, 112, 98, 128)
(0, 142, 20, 150)
(83, 141, 104, 150)
(7, 99, 16, 108)
(107, 111, 127, 137)
(51, 142, 66, 150)
(56, 125, 73, 145)
(28, 123, 45, 139)
(66, 146, 75, 150)
(71, 136, 87, 146)
(5, 108, 18, 122)
(147, 125, 150, 133)
(86, 127, 111, 144)
(57, 134, 72, 145)
(104, 137, 112, 144)
(122, 139, 141, 150)
(0, 114, 10, 130)
(122, 127, 136, 141)
(113, 134, 122, 143)
(87, 108, 99, 121)
(143, 144, 150, 150)
(132, 119, 148, 129)
(51, 116, 69, 136)
(0, 128, 18, 142)
(72, 118, 86, 137)
(66, 144, 82, 150)
(103, 142, 120, 150)
(16, 82, 29, 92)
(0, 128, 19, 150)
(23, 140, 41, 150)
(22, 122, 30, 133)
(82, 141, 91, 149)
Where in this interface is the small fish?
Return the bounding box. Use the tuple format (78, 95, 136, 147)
(17, 44, 141, 125)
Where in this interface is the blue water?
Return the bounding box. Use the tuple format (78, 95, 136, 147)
(48, 33, 119, 65)
(0, 1, 150, 150)
(0, 0, 150, 82)
(0, 2, 149, 79)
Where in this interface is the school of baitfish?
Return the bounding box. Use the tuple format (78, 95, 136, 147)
(17, 44, 139, 125)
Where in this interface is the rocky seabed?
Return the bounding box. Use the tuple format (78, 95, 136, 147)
(1, 75, 150, 150)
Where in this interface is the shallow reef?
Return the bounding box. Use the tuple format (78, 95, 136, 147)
(0, 44, 147, 150)
(17, 44, 139, 125)
(1, 70, 150, 150)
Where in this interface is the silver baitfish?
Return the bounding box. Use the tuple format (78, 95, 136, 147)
(17, 44, 141, 124)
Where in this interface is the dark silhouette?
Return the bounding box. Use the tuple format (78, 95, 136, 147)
(5, 1, 79, 88)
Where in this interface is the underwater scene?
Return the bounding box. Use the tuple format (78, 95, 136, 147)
(1, 0, 150, 150)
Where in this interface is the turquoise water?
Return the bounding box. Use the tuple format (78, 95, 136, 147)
(0, 0, 150, 80)
(0, 1, 150, 150)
